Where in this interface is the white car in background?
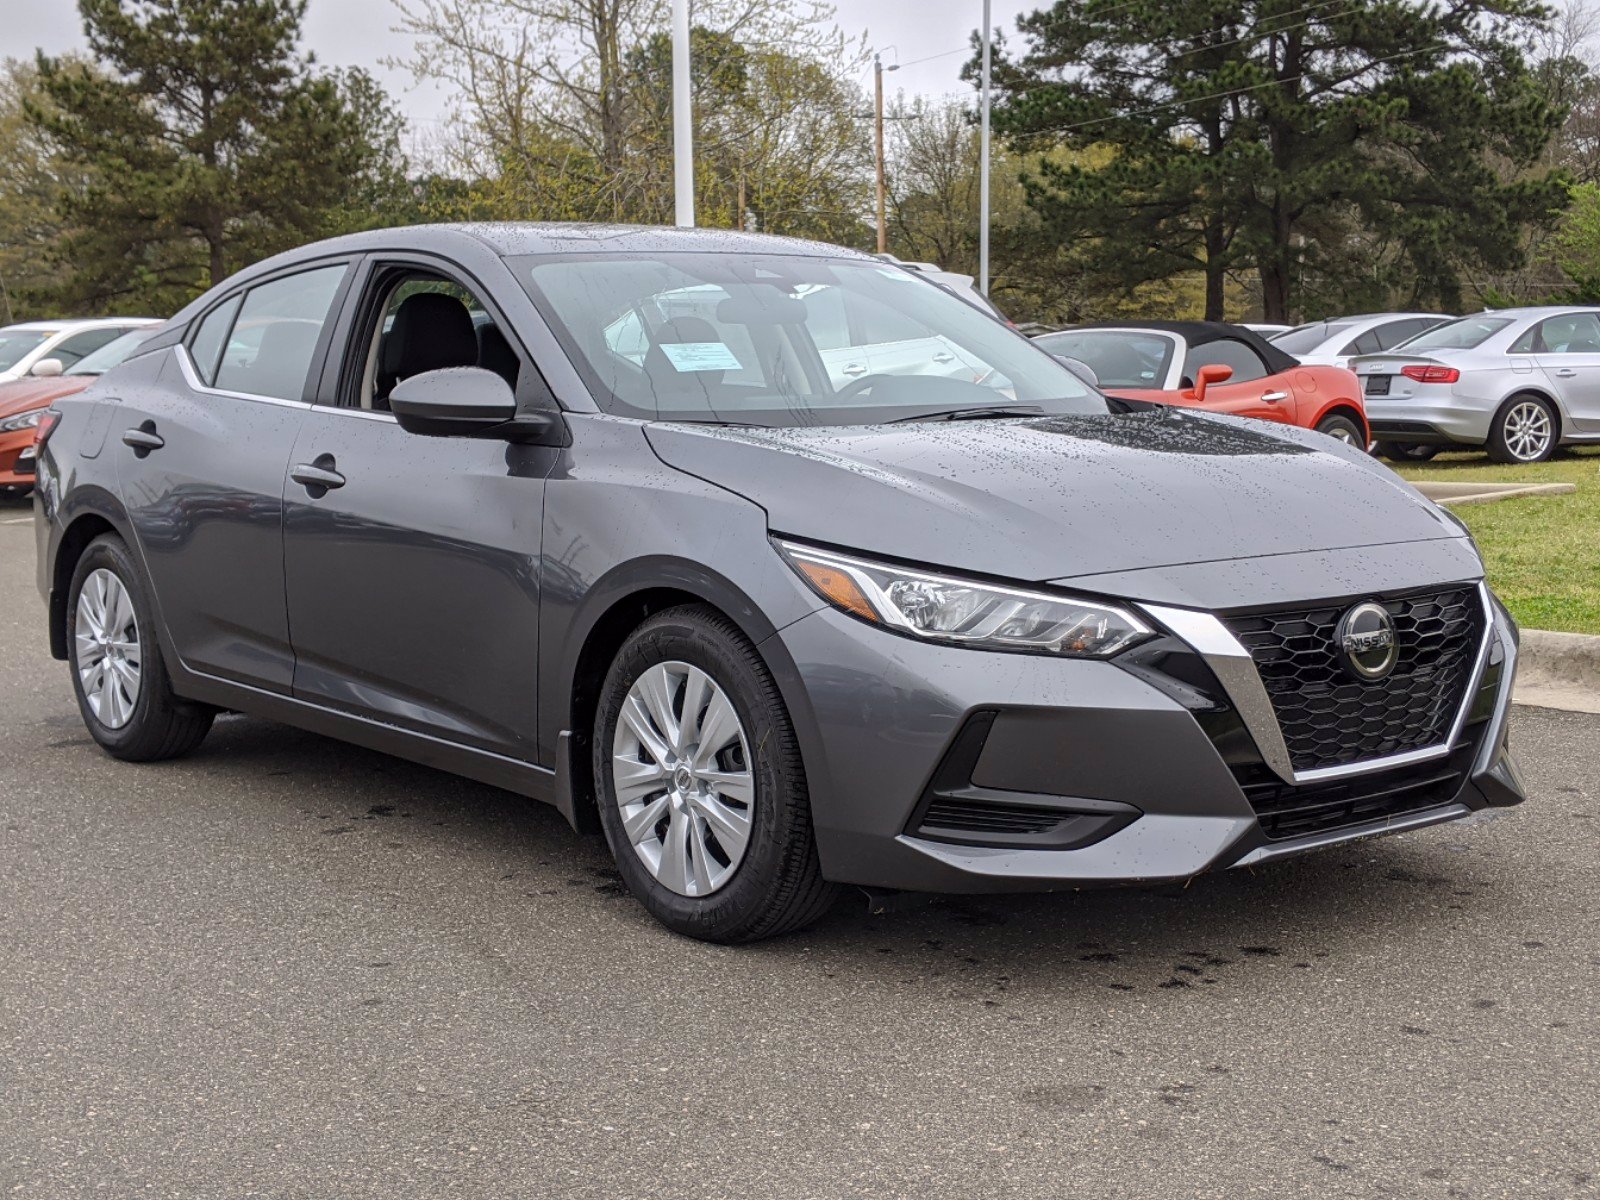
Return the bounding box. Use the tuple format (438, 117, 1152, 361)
(0, 317, 162, 384)
(1352, 307, 1600, 463)
(1271, 312, 1452, 368)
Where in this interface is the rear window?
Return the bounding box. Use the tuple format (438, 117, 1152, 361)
(1272, 322, 1352, 355)
(1401, 316, 1510, 352)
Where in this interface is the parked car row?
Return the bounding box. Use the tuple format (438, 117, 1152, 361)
(0, 319, 161, 496)
(1024, 304, 1600, 465)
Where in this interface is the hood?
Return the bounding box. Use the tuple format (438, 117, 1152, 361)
(645, 409, 1462, 583)
(0, 375, 90, 419)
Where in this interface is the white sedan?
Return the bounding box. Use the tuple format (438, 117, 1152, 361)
(1271, 312, 1452, 369)
(0, 317, 162, 384)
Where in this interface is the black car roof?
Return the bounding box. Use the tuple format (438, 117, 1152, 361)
(1072, 320, 1300, 375)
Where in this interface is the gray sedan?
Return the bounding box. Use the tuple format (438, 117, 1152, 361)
(1353, 307, 1600, 462)
(30, 223, 1523, 942)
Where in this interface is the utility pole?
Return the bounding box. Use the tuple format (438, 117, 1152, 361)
(672, 0, 694, 227)
(873, 53, 898, 254)
(979, 0, 992, 294)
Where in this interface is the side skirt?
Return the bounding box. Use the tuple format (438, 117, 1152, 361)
(173, 668, 585, 826)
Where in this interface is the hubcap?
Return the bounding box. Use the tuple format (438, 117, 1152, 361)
(611, 660, 755, 898)
(1327, 425, 1361, 447)
(1505, 401, 1552, 461)
(74, 568, 141, 729)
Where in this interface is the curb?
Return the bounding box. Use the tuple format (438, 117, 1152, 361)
(1515, 629, 1600, 715)
(1413, 481, 1577, 507)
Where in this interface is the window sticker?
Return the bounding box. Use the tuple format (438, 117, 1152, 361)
(660, 342, 743, 372)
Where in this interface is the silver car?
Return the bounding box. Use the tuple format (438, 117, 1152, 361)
(1353, 307, 1600, 463)
(1273, 312, 1451, 369)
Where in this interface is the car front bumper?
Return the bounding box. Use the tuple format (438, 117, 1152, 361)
(771, 593, 1522, 894)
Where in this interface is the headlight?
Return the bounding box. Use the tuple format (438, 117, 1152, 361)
(777, 540, 1152, 657)
(0, 409, 43, 434)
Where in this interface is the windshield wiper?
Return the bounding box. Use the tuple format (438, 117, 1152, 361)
(887, 405, 1047, 424)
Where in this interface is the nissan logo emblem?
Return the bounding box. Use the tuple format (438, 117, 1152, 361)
(1336, 601, 1398, 681)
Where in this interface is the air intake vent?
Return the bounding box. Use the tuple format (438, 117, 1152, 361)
(920, 799, 1067, 836)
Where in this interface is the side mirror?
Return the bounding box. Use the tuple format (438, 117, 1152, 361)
(1053, 355, 1099, 389)
(389, 367, 565, 444)
(1190, 364, 1233, 402)
(30, 358, 63, 378)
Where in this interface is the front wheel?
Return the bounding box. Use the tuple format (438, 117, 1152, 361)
(593, 605, 839, 943)
(67, 534, 214, 761)
(1314, 413, 1365, 449)
(1487, 395, 1558, 464)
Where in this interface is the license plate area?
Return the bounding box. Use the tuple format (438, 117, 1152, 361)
(1364, 374, 1392, 396)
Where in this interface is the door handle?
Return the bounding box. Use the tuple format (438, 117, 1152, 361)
(121, 422, 164, 455)
(290, 455, 346, 493)
(1260, 391, 1289, 403)
(1555, 368, 1578, 378)
(932, 352, 955, 364)
(841, 363, 867, 377)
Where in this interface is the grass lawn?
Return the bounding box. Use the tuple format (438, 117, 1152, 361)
(1393, 447, 1600, 635)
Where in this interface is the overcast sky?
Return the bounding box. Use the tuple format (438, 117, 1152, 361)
(2, 0, 1037, 138)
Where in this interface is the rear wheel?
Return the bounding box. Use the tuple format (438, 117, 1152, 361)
(593, 604, 839, 943)
(67, 534, 214, 761)
(1314, 413, 1365, 449)
(1374, 441, 1441, 462)
(1487, 394, 1558, 464)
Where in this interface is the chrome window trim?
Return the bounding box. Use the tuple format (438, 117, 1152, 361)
(1142, 581, 1496, 787)
(174, 343, 312, 410)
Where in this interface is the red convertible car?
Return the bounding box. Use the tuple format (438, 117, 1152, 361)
(1034, 321, 1369, 447)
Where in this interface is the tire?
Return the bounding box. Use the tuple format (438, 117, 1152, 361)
(1314, 413, 1365, 449)
(66, 533, 214, 761)
(1487, 394, 1559, 464)
(1374, 441, 1441, 462)
(593, 604, 840, 943)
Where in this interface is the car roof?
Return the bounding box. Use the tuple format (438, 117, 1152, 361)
(0, 317, 161, 334)
(1469, 305, 1600, 319)
(275, 221, 874, 263)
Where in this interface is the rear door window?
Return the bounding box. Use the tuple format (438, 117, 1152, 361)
(212, 265, 347, 401)
(188, 295, 243, 386)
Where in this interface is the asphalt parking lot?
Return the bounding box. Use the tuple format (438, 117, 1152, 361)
(1, 500, 1596, 1199)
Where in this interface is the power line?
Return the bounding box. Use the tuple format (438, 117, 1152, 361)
(1051, 43, 1445, 133)
(1169, 0, 1345, 58)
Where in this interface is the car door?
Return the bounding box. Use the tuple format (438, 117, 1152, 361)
(280, 256, 561, 758)
(1529, 311, 1600, 434)
(1182, 339, 1296, 425)
(115, 260, 351, 692)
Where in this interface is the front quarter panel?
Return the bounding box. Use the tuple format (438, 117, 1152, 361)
(537, 414, 824, 762)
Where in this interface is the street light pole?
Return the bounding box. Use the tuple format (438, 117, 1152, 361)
(873, 53, 898, 255)
(672, 0, 694, 227)
(979, 0, 992, 294)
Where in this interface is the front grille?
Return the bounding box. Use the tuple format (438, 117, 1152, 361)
(1223, 586, 1486, 773)
(1235, 743, 1474, 840)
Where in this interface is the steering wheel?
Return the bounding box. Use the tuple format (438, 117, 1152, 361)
(834, 372, 895, 401)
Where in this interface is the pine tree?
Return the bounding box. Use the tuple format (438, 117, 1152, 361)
(986, 0, 1569, 320)
(31, 0, 407, 313)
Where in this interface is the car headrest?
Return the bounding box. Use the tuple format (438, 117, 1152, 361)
(381, 292, 479, 382)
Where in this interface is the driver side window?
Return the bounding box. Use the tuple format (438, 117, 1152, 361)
(1183, 340, 1269, 386)
(354, 270, 523, 410)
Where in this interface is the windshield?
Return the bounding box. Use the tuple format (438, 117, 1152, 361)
(1399, 316, 1510, 352)
(1271, 322, 1352, 355)
(0, 329, 51, 373)
(65, 329, 150, 376)
(1032, 330, 1175, 388)
(515, 253, 1105, 425)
